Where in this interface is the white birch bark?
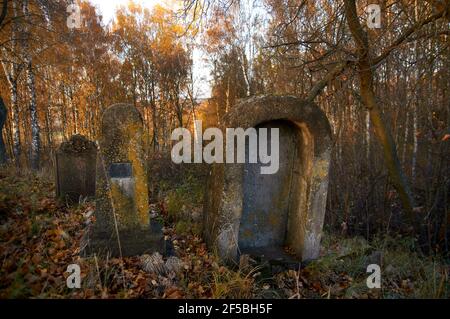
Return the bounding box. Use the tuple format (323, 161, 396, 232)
(1, 1, 21, 161)
(22, 0, 40, 169)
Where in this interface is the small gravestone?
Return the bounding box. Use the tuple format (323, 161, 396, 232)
(203, 95, 332, 263)
(84, 103, 164, 257)
(55, 134, 97, 204)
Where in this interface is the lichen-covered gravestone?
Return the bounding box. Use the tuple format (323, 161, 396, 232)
(84, 103, 164, 257)
(55, 134, 97, 204)
(203, 95, 332, 264)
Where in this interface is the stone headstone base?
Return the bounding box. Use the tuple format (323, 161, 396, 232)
(81, 221, 165, 257)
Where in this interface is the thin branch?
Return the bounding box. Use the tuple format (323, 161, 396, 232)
(372, 7, 448, 66)
(305, 60, 351, 102)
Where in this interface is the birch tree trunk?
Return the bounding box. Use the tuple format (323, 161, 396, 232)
(1, 0, 21, 162)
(10, 78, 20, 160)
(22, 0, 40, 170)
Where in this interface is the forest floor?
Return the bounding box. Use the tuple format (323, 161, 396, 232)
(0, 166, 448, 299)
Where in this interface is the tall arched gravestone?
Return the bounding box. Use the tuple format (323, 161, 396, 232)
(203, 95, 332, 263)
(55, 134, 97, 204)
(84, 103, 164, 257)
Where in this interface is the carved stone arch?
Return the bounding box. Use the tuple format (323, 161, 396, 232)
(203, 95, 332, 262)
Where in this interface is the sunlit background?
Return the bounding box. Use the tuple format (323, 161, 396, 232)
(89, 0, 212, 98)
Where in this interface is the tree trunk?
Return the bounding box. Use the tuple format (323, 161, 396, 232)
(23, 0, 40, 170)
(412, 102, 418, 182)
(150, 85, 159, 151)
(411, 1, 420, 184)
(1, 0, 21, 163)
(26, 60, 40, 170)
(402, 106, 410, 164)
(0, 96, 7, 164)
(344, 0, 416, 223)
(10, 80, 20, 161)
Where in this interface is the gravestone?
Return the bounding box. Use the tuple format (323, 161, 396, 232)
(55, 134, 97, 204)
(84, 103, 164, 257)
(203, 95, 332, 263)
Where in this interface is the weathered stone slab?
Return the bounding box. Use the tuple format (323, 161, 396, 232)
(203, 95, 332, 263)
(55, 134, 97, 204)
(239, 121, 298, 251)
(84, 103, 164, 257)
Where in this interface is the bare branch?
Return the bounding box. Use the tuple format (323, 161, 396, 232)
(305, 60, 351, 102)
(372, 7, 448, 66)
